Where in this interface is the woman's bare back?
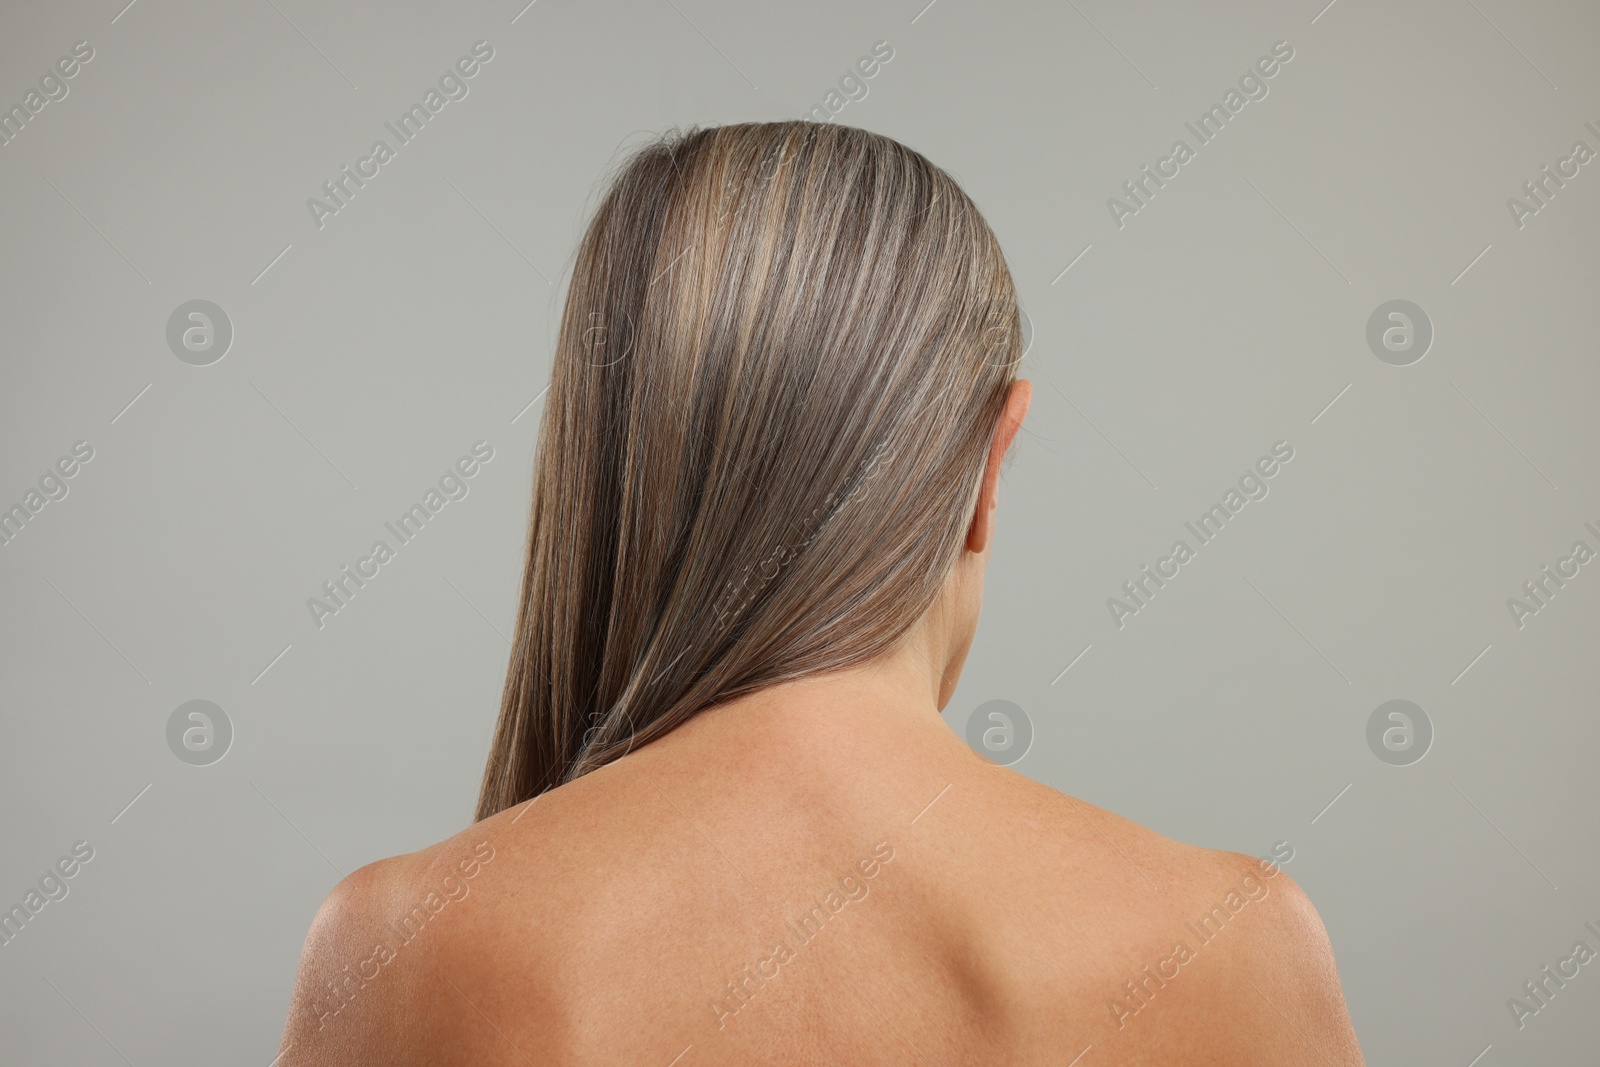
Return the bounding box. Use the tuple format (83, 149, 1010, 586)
(273, 124, 1365, 1065)
(279, 672, 1364, 1066)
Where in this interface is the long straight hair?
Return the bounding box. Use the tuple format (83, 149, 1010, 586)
(476, 120, 1021, 820)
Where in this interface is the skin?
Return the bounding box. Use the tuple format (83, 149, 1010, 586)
(278, 379, 1366, 1066)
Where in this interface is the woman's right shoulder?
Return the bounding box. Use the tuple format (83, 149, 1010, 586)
(273, 804, 543, 1067)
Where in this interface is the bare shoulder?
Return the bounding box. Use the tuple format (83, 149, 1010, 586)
(275, 813, 520, 1067)
(274, 770, 686, 1066)
(1174, 848, 1367, 1066)
(1000, 777, 1364, 1064)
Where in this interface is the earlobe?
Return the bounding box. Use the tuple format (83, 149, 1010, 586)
(964, 490, 988, 554)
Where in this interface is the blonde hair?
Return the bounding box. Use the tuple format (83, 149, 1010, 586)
(476, 120, 1021, 819)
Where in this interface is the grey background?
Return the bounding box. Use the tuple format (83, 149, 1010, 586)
(1, 0, 1595, 1062)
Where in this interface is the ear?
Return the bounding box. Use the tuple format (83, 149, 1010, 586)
(965, 380, 1031, 554)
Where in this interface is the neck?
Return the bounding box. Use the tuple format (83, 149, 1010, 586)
(672, 635, 963, 769)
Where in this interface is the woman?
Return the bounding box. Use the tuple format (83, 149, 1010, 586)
(279, 120, 1365, 1065)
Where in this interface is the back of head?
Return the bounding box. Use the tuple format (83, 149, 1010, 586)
(476, 120, 1022, 819)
